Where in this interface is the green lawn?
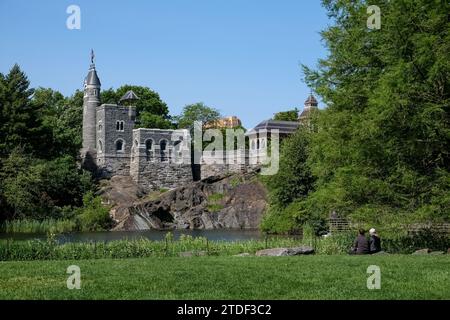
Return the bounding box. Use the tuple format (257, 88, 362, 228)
(0, 255, 449, 299)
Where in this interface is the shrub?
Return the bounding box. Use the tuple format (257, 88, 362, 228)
(76, 192, 113, 231)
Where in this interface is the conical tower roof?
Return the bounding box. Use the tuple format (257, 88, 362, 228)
(85, 49, 101, 86)
(304, 94, 318, 107)
(119, 90, 140, 103)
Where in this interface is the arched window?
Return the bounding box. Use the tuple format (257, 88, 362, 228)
(98, 123, 103, 132)
(145, 139, 153, 151)
(116, 121, 125, 132)
(145, 139, 153, 160)
(98, 140, 103, 153)
(116, 139, 124, 152)
(160, 140, 167, 161)
(160, 140, 167, 151)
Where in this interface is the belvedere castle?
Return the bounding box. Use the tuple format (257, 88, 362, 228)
(80, 53, 318, 191)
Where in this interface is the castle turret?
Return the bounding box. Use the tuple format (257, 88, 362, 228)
(81, 50, 101, 170)
(299, 93, 318, 123)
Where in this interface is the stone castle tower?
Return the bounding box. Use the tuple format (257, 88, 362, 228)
(80, 51, 193, 190)
(81, 50, 101, 171)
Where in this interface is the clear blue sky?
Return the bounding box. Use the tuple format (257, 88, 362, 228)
(0, 0, 330, 128)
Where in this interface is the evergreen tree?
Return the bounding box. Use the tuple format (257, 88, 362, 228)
(0, 64, 50, 157)
(301, 0, 450, 225)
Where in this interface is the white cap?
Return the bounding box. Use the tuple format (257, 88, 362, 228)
(369, 228, 376, 235)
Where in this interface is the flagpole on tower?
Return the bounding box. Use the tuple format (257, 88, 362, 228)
(90, 49, 95, 65)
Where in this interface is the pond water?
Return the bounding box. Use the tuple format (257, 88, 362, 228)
(0, 229, 269, 243)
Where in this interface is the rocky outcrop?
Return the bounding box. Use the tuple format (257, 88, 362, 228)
(412, 248, 431, 255)
(111, 169, 268, 231)
(255, 246, 315, 256)
(412, 248, 447, 255)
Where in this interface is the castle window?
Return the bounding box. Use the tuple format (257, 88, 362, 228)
(160, 140, 167, 151)
(145, 139, 153, 161)
(116, 139, 124, 152)
(116, 121, 124, 132)
(98, 140, 103, 153)
(98, 124, 103, 131)
(160, 140, 167, 161)
(145, 139, 153, 151)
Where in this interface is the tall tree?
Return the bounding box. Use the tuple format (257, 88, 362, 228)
(301, 0, 450, 225)
(0, 65, 51, 158)
(176, 102, 221, 129)
(273, 108, 299, 121)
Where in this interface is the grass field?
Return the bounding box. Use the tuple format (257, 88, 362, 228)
(0, 255, 449, 299)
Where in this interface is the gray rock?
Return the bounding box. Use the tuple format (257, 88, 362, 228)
(287, 246, 315, 255)
(234, 253, 251, 257)
(412, 248, 431, 255)
(372, 251, 389, 255)
(430, 251, 445, 255)
(255, 248, 289, 256)
(255, 246, 315, 257)
(179, 251, 207, 257)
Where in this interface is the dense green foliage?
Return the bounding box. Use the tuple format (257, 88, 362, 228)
(75, 192, 113, 231)
(0, 66, 95, 223)
(176, 102, 221, 129)
(273, 108, 299, 121)
(0, 219, 77, 234)
(261, 126, 316, 233)
(0, 255, 449, 299)
(2, 229, 448, 261)
(264, 0, 450, 233)
(0, 236, 303, 261)
(0, 65, 179, 229)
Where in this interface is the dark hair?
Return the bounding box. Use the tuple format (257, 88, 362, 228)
(358, 229, 366, 235)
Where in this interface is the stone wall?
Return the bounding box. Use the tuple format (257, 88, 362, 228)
(130, 128, 192, 191)
(133, 160, 193, 191)
(200, 150, 261, 179)
(97, 153, 131, 177)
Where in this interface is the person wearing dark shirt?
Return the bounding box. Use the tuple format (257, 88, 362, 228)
(369, 228, 382, 254)
(351, 229, 370, 254)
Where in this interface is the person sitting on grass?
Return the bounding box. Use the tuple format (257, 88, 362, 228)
(369, 228, 382, 254)
(350, 229, 370, 255)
